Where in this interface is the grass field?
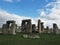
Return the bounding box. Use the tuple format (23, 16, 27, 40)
(0, 33, 60, 45)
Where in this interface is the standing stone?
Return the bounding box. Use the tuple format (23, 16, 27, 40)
(2, 20, 17, 35)
(21, 19, 32, 33)
(46, 26, 49, 33)
(10, 23, 16, 35)
(32, 24, 36, 33)
(41, 22, 44, 33)
(50, 28, 53, 34)
(38, 19, 41, 33)
(16, 26, 21, 32)
(29, 20, 32, 33)
(21, 20, 25, 32)
(53, 23, 59, 34)
(2, 24, 8, 34)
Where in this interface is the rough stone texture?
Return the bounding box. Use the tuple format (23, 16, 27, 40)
(21, 19, 32, 33)
(2, 20, 17, 35)
(2, 24, 8, 34)
(0, 28, 2, 33)
(49, 28, 53, 34)
(32, 24, 36, 33)
(46, 26, 49, 33)
(16, 26, 22, 32)
(23, 34, 40, 38)
(38, 19, 41, 33)
(53, 23, 59, 34)
(41, 22, 44, 33)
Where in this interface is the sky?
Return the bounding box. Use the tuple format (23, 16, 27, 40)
(0, 0, 60, 28)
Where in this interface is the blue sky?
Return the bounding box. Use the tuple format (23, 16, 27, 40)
(0, 0, 60, 28)
(0, 0, 56, 18)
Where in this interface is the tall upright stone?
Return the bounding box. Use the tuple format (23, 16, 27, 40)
(41, 22, 44, 33)
(38, 19, 41, 33)
(21, 19, 32, 33)
(2, 20, 17, 35)
(16, 26, 21, 32)
(2, 24, 8, 34)
(32, 24, 36, 33)
(46, 26, 49, 33)
(53, 23, 59, 34)
(50, 28, 53, 34)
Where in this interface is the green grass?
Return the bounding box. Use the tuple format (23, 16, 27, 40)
(0, 33, 60, 45)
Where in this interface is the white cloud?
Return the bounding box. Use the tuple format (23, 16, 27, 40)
(45, 2, 56, 8)
(1, 0, 60, 29)
(38, 0, 60, 28)
(0, 10, 37, 28)
(3, 0, 21, 3)
(3, 0, 13, 2)
(57, 0, 60, 3)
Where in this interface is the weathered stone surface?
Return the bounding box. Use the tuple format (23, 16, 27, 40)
(23, 34, 40, 38)
(2, 20, 17, 35)
(2, 24, 8, 34)
(21, 19, 32, 33)
(41, 22, 44, 33)
(53, 23, 59, 34)
(2, 19, 60, 35)
(46, 26, 49, 33)
(16, 26, 22, 32)
(49, 28, 53, 34)
(32, 24, 36, 33)
(38, 19, 41, 33)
